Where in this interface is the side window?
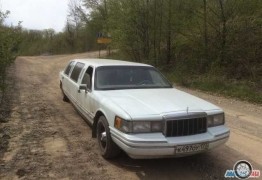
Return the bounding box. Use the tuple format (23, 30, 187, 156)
(64, 61, 74, 76)
(81, 66, 93, 90)
(70, 62, 85, 82)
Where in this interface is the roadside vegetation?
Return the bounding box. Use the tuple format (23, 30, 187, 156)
(165, 72, 262, 104)
(108, 51, 262, 104)
(0, 10, 20, 104)
(0, 0, 261, 104)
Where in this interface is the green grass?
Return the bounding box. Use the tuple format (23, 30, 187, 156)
(166, 74, 262, 104)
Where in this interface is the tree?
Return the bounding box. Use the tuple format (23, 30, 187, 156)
(0, 10, 21, 102)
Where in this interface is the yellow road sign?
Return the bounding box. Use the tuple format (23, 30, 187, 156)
(97, 38, 112, 44)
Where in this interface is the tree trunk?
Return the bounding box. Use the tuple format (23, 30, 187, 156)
(218, 0, 227, 66)
(153, 0, 157, 65)
(158, 0, 163, 63)
(203, 0, 208, 72)
(166, 0, 172, 65)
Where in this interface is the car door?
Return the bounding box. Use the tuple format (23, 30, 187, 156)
(69, 62, 85, 106)
(78, 65, 95, 122)
(62, 61, 75, 96)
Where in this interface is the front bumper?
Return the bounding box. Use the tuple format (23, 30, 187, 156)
(110, 125, 230, 159)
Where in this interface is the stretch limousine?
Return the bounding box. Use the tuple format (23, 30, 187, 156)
(59, 59, 230, 159)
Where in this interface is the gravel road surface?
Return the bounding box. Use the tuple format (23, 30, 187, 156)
(0, 51, 261, 180)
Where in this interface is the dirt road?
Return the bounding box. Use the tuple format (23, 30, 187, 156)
(0, 52, 261, 180)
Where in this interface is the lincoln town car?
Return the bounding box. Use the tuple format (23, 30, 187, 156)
(59, 59, 230, 159)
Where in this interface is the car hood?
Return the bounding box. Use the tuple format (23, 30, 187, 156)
(98, 88, 221, 119)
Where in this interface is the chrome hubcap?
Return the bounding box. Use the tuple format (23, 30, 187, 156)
(101, 131, 107, 143)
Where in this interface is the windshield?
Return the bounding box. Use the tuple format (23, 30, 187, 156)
(95, 66, 172, 90)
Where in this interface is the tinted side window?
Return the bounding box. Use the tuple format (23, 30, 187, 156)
(70, 62, 85, 82)
(64, 61, 74, 75)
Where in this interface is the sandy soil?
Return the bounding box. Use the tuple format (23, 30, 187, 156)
(0, 51, 261, 180)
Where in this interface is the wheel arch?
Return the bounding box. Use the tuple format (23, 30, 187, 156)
(92, 110, 105, 138)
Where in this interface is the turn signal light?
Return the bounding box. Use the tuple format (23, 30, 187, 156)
(114, 116, 122, 129)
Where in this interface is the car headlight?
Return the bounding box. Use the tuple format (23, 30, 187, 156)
(133, 121, 151, 133)
(207, 113, 225, 127)
(114, 116, 163, 133)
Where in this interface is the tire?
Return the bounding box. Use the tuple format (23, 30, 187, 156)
(60, 82, 69, 102)
(96, 116, 120, 159)
(63, 93, 69, 102)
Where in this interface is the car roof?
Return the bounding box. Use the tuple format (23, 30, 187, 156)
(72, 58, 152, 67)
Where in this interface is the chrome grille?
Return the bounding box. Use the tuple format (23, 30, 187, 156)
(165, 117, 207, 137)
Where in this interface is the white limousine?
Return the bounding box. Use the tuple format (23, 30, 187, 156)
(59, 59, 230, 159)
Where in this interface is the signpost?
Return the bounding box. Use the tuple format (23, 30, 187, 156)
(97, 32, 112, 57)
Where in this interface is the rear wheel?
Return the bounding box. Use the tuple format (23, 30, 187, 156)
(62, 93, 69, 102)
(97, 116, 120, 159)
(60, 82, 69, 102)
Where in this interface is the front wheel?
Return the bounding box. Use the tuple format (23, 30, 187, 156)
(97, 116, 120, 159)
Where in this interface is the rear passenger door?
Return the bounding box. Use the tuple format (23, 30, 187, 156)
(62, 61, 75, 96)
(68, 62, 85, 106)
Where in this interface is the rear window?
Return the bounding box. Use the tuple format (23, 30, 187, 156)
(64, 61, 74, 75)
(70, 62, 85, 82)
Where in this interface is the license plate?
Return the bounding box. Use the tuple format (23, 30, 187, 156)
(175, 143, 209, 154)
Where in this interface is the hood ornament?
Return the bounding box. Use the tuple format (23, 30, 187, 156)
(186, 107, 189, 114)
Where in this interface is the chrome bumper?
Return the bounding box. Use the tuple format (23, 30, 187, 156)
(110, 125, 230, 159)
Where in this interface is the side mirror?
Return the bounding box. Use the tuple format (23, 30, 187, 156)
(78, 84, 88, 93)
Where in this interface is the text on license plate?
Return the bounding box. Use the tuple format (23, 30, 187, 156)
(175, 143, 209, 154)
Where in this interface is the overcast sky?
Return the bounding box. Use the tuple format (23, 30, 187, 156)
(1, 0, 70, 32)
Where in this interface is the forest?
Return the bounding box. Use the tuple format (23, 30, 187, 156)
(0, 0, 261, 103)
